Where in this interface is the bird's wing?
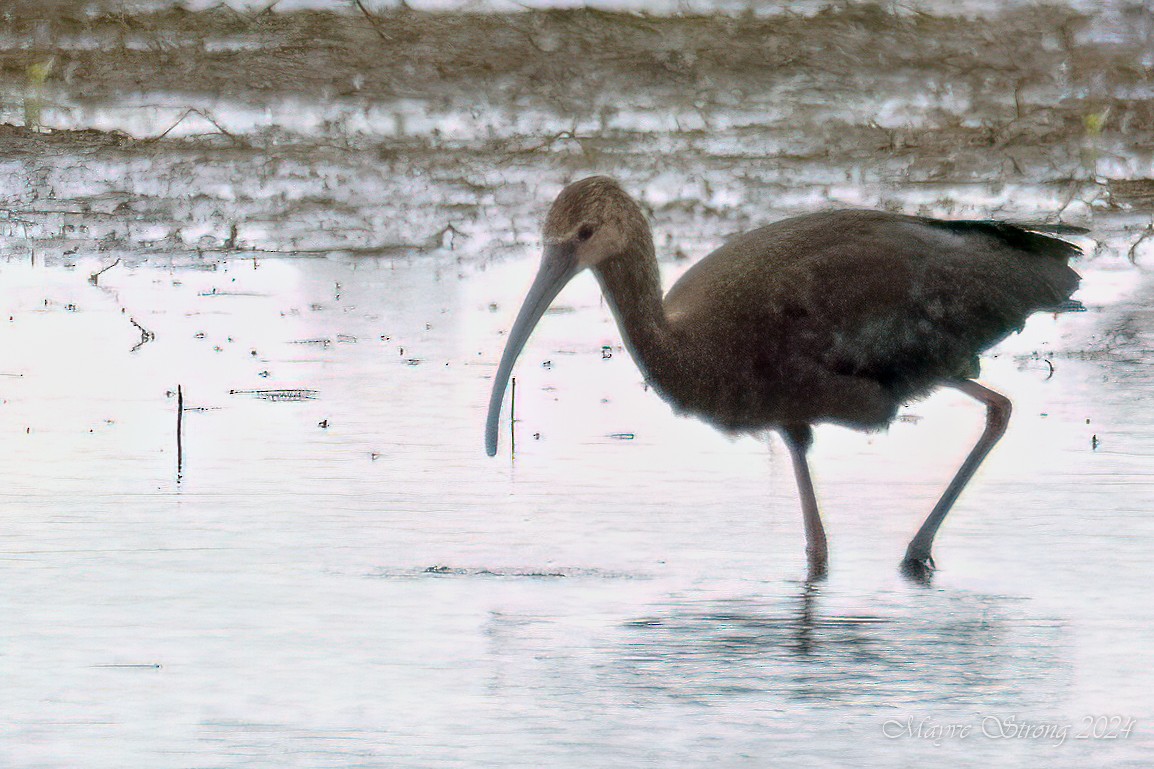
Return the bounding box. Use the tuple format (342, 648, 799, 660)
(666, 211, 1081, 400)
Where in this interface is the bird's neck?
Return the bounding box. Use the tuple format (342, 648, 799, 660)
(591, 238, 678, 388)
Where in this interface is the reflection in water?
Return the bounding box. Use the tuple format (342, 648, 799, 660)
(606, 584, 1071, 709)
(475, 579, 1084, 767)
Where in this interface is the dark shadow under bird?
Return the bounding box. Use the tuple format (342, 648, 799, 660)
(486, 176, 1084, 582)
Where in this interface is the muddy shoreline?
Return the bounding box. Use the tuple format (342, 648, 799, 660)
(0, 4, 1150, 264)
(0, 5, 1137, 104)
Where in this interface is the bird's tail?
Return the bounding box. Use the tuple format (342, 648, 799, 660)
(926, 219, 1086, 261)
(1009, 223, 1090, 236)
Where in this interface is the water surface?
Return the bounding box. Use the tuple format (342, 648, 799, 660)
(1, 2, 1152, 766)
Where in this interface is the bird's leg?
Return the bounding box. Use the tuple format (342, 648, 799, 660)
(902, 379, 1012, 579)
(781, 424, 828, 580)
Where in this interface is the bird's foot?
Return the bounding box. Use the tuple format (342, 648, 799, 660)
(900, 553, 936, 584)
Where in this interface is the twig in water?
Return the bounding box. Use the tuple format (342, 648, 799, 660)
(129, 317, 155, 352)
(351, 0, 393, 41)
(89, 257, 120, 285)
(145, 108, 240, 144)
(229, 388, 318, 401)
(517, 129, 587, 154)
(431, 223, 466, 251)
(1128, 221, 1154, 264)
(224, 222, 239, 251)
(176, 385, 184, 483)
(510, 376, 516, 458)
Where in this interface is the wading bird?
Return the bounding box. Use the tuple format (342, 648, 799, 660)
(485, 176, 1083, 580)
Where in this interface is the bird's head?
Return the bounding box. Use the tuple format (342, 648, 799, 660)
(484, 176, 646, 456)
(542, 175, 648, 269)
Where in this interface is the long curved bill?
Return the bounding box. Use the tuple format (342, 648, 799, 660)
(485, 244, 581, 456)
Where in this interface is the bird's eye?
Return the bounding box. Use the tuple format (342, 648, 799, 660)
(576, 225, 594, 242)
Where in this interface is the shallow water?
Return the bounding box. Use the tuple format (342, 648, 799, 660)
(0, 247, 1151, 768)
(2, 2, 1154, 767)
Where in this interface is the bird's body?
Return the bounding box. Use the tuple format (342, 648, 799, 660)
(624, 209, 1079, 433)
(486, 176, 1083, 580)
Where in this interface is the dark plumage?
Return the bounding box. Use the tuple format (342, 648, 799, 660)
(486, 176, 1083, 581)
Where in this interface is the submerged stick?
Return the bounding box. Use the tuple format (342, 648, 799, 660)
(146, 108, 238, 144)
(88, 258, 121, 285)
(129, 317, 155, 352)
(351, 0, 393, 41)
(176, 385, 184, 482)
(510, 376, 516, 458)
